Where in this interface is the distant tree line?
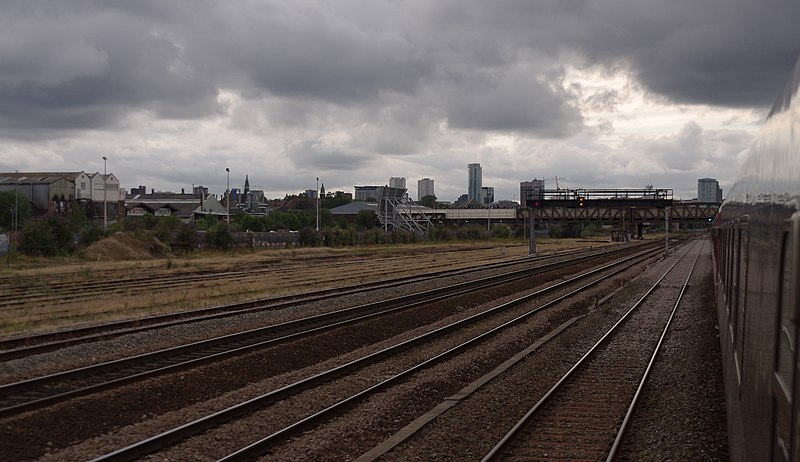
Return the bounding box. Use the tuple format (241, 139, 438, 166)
(0, 189, 526, 258)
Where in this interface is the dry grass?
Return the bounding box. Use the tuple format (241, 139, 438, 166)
(0, 237, 618, 337)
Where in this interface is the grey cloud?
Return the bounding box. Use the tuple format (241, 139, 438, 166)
(617, 120, 753, 174)
(427, 0, 799, 108)
(287, 139, 373, 171)
(568, 0, 800, 108)
(0, 0, 796, 140)
(0, 2, 221, 134)
(442, 67, 583, 136)
(172, 2, 434, 103)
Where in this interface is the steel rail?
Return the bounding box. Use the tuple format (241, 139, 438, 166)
(0, 242, 635, 360)
(0, 243, 517, 293)
(481, 241, 698, 462)
(93, 243, 670, 462)
(0, 242, 657, 417)
(605, 240, 704, 461)
(0, 245, 481, 291)
(0, 250, 517, 308)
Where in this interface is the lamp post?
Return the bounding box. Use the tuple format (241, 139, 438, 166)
(102, 156, 107, 228)
(191, 183, 195, 225)
(226, 168, 230, 225)
(665, 206, 670, 255)
(14, 172, 18, 235)
(529, 206, 536, 256)
(316, 177, 319, 231)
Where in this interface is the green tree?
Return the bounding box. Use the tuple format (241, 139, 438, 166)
(0, 190, 33, 231)
(194, 214, 217, 231)
(490, 223, 512, 239)
(419, 195, 437, 208)
(234, 213, 266, 232)
(359, 228, 386, 245)
(153, 215, 183, 244)
(323, 225, 357, 247)
(205, 224, 234, 250)
(79, 222, 106, 247)
(141, 213, 158, 230)
(355, 210, 377, 230)
(580, 223, 604, 238)
(19, 217, 74, 256)
(389, 229, 417, 244)
(322, 191, 352, 209)
(268, 211, 301, 231)
(456, 223, 488, 240)
(299, 226, 322, 246)
(293, 197, 316, 210)
(173, 223, 198, 253)
(429, 225, 453, 241)
(298, 209, 331, 230)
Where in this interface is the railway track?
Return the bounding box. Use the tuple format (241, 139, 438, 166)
(0, 241, 663, 418)
(0, 245, 523, 311)
(84, 241, 676, 461)
(482, 241, 703, 461)
(0, 241, 646, 361)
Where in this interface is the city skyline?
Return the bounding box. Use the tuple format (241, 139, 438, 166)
(5, 166, 728, 206)
(0, 2, 797, 202)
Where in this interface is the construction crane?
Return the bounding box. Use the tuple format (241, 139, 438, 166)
(540, 176, 568, 191)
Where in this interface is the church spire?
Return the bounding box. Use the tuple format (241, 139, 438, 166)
(244, 174, 250, 193)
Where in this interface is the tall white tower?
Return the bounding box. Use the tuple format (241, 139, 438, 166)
(418, 178, 435, 201)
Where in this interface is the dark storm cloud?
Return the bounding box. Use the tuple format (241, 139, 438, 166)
(442, 66, 583, 136)
(611, 0, 800, 108)
(0, 1, 221, 134)
(0, 0, 797, 137)
(422, 0, 799, 108)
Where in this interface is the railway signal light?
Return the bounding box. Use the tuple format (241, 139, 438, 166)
(578, 196, 585, 207)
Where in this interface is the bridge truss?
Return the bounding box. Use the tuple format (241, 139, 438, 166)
(528, 201, 719, 223)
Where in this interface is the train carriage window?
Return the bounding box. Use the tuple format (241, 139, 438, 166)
(735, 222, 749, 382)
(729, 224, 740, 336)
(775, 230, 796, 393)
(727, 227, 736, 311)
(721, 227, 729, 309)
(773, 213, 800, 460)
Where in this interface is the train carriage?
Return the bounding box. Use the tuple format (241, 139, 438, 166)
(713, 56, 800, 461)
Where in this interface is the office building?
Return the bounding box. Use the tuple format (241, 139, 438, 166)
(520, 179, 545, 204)
(418, 178, 435, 201)
(468, 163, 482, 203)
(481, 186, 494, 205)
(698, 178, 723, 203)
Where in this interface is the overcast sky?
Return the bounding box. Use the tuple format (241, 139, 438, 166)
(1, 0, 798, 202)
